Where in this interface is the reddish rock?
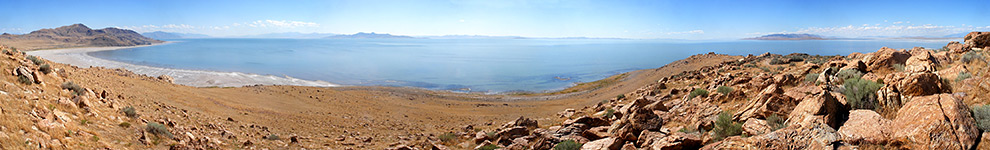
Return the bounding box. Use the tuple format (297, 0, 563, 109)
(581, 137, 623, 150)
(647, 132, 703, 150)
(896, 72, 948, 97)
(836, 110, 891, 144)
(965, 31, 990, 48)
(946, 41, 966, 53)
(937, 65, 970, 81)
(742, 119, 771, 135)
(865, 47, 911, 72)
(733, 84, 797, 122)
(787, 91, 847, 129)
(904, 48, 938, 72)
(890, 94, 979, 149)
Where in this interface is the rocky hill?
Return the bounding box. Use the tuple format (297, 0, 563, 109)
(0, 24, 162, 50)
(744, 33, 827, 40)
(420, 32, 990, 150)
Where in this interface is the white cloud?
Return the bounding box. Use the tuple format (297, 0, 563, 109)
(750, 22, 990, 37)
(666, 30, 704, 35)
(248, 20, 320, 28)
(120, 24, 197, 33)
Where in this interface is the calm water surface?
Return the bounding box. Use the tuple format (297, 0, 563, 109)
(89, 38, 954, 93)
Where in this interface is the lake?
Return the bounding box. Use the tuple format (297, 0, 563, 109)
(88, 38, 955, 93)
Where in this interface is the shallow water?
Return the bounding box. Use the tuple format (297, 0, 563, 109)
(88, 38, 955, 93)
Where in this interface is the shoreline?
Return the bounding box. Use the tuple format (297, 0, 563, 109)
(26, 43, 339, 87)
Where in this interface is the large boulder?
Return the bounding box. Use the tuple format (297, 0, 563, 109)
(607, 105, 662, 141)
(946, 41, 966, 53)
(742, 119, 771, 135)
(965, 31, 990, 48)
(875, 85, 902, 112)
(581, 137, 623, 150)
(904, 48, 939, 73)
(701, 121, 840, 149)
(896, 72, 948, 98)
(646, 132, 703, 150)
(733, 84, 797, 121)
(937, 65, 970, 81)
(787, 91, 848, 129)
(836, 110, 891, 144)
(890, 94, 979, 149)
(864, 47, 911, 72)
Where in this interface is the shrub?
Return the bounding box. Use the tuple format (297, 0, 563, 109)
(688, 88, 709, 99)
(478, 144, 500, 150)
(146, 122, 172, 138)
(716, 86, 733, 95)
(743, 64, 757, 68)
(892, 64, 905, 72)
(804, 73, 820, 84)
(26, 55, 44, 65)
(118, 122, 131, 128)
(961, 51, 985, 63)
(972, 105, 990, 131)
(616, 94, 625, 100)
(62, 82, 85, 96)
(122, 106, 138, 117)
(604, 108, 615, 118)
(17, 75, 33, 85)
(769, 58, 788, 65)
(39, 64, 52, 74)
(842, 77, 884, 110)
(553, 140, 582, 150)
(836, 69, 863, 83)
(766, 114, 786, 131)
(957, 72, 972, 82)
(264, 134, 280, 140)
(713, 111, 742, 141)
(486, 131, 497, 138)
(438, 132, 456, 143)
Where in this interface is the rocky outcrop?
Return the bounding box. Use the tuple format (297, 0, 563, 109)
(837, 110, 891, 144)
(865, 47, 911, 72)
(889, 94, 979, 149)
(787, 91, 847, 129)
(905, 48, 939, 72)
(742, 119, 771, 135)
(581, 137, 623, 150)
(937, 65, 970, 80)
(897, 72, 949, 97)
(965, 31, 990, 49)
(733, 84, 797, 121)
(946, 41, 967, 53)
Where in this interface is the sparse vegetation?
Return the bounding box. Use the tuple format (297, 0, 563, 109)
(804, 73, 820, 84)
(688, 88, 709, 99)
(122, 106, 138, 117)
(972, 105, 990, 131)
(957, 72, 972, 82)
(264, 134, 280, 140)
(961, 51, 985, 63)
(743, 63, 757, 68)
(62, 81, 86, 96)
(842, 75, 884, 110)
(604, 108, 615, 118)
(892, 64, 905, 72)
(119, 122, 131, 128)
(713, 111, 742, 141)
(439, 132, 456, 143)
(836, 69, 864, 83)
(766, 114, 786, 131)
(553, 140, 582, 150)
(769, 58, 788, 65)
(17, 75, 33, 85)
(716, 86, 733, 95)
(616, 94, 625, 100)
(478, 144, 500, 150)
(146, 122, 172, 138)
(486, 131, 497, 139)
(26, 55, 44, 65)
(39, 64, 52, 74)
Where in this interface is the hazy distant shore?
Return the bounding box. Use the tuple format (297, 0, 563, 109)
(26, 43, 338, 87)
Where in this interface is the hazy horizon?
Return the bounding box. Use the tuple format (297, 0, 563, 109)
(2, 0, 989, 39)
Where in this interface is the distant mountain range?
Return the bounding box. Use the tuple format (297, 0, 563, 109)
(0, 24, 162, 50)
(325, 32, 416, 39)
(141, 31, 211, 39)
(743, 34, 827, 40)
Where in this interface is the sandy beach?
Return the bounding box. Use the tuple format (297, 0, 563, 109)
(26, 43, 338, 87)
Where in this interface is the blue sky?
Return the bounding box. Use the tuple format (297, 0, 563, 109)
(1, 0, 988, 39)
